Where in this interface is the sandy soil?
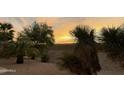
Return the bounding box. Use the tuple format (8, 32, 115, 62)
(0, 48, 124, 75)
(0, 57, 70, 75)
(98, 52, 124, 75)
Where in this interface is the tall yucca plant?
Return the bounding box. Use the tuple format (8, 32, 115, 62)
(100, 26, 124, 61)
(71, 25, 95, 46)
(70, 25, 101, 74)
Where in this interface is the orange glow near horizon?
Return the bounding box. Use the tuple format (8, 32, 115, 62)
(1, 17, 124, 44)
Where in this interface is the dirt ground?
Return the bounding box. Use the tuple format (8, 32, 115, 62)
(0, 44, 124, 75)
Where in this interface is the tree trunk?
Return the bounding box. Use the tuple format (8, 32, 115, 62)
(16, 55, 24, 64)
(31, 55, 35, 60)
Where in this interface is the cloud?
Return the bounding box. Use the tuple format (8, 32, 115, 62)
(1, 17, 124, 43)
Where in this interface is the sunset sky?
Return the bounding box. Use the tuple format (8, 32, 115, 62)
(0, 17, 124, 43)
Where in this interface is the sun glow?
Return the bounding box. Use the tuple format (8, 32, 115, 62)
(56, 35, 73, 44)
(1, 17, 124, 44)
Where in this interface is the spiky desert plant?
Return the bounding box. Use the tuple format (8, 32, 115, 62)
(70, 25, 101, 74)
(100, 26, 124, 62)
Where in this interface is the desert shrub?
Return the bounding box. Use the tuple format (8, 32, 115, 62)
(59, 53, 84, 74)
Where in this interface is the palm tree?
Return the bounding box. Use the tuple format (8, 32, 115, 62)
(13, 33, 39, 64)
(15, 34, 34, 64)
(0, 23, 15, 57)
(23, 22, 54, 62)
(100, 26, 124, 62)
(0, 23, 14, 41)
(70, 25, 101, 74)
(15, 34, 27, 64)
